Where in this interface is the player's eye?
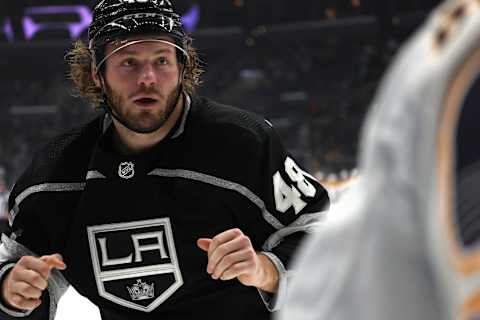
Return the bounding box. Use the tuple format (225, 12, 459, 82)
(156, 57, 169, 65)
(121, 58, 137, 67)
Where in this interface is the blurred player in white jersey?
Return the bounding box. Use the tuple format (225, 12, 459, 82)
(0, 170, 9, 232)
(278, 0, 480, 319)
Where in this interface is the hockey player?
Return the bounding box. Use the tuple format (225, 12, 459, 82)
(0, 1, 329, 319)
(278, 0, 480, 319)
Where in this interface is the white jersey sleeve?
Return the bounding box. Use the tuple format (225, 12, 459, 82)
(278, 1, 480, 319)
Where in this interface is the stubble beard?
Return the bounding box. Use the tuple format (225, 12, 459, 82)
(105, 83, 180, 134)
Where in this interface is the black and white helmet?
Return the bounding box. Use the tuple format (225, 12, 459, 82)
(88, 0, 189, 70)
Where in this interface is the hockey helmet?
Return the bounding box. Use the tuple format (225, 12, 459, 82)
(88, 0, 188, 70)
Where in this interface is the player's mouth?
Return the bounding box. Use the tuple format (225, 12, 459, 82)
(133, 97, 159, 107)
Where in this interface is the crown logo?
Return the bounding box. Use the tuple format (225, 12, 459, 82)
(127, 279, 155, 301)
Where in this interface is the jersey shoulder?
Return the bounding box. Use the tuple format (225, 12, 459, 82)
(12, 115, 104, 193)
(190, 95, 274, 146)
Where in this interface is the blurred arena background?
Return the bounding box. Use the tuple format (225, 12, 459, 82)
(0, 1, 441, 318)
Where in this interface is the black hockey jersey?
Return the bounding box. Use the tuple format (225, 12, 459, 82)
(0, 96, 329, 319)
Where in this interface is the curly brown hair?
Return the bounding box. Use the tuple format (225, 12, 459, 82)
(65, 38, 203, 108)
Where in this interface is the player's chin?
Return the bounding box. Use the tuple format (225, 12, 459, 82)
(131, 116, 168, 133)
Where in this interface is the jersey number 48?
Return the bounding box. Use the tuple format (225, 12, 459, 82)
(273, 157, 316, 214)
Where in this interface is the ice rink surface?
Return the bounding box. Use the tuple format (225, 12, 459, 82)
(55, 287, 101, 320)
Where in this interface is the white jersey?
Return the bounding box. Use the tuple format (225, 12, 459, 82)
(0, 191, 8, 219)
(278, 0, 480, 319)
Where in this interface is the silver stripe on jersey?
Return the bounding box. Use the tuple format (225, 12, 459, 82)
(262, 211, 327, 251)
(9, 183, 86, 225)
(102, 113, 112, 133)
(0, 234, 69, 319)
(171, 94, 191, 139)
(258, 251, 289, 312)
(86, 170, 107, 180)
(148, 169, 285, 230)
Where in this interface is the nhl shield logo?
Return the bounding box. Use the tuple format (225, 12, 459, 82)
(87, 218, 183, 312)
(118, 162, 135, 179)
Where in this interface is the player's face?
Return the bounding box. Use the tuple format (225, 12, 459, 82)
(102, 38, 181, 134)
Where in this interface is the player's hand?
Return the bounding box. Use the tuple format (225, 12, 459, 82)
(197, 228, 278, 292)
(1, 254, 66, 311)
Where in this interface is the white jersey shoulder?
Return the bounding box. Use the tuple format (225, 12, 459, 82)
(279, 1, 480, 320)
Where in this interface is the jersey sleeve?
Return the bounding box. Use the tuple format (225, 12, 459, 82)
(0, 236, 54, 320)
(0, 163, 70, 319)
(253, 119, 330, 311)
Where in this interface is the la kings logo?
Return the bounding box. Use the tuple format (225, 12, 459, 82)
(87, 218, 183, 312)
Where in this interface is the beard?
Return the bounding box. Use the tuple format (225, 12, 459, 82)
(104, 82, 180, 134)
